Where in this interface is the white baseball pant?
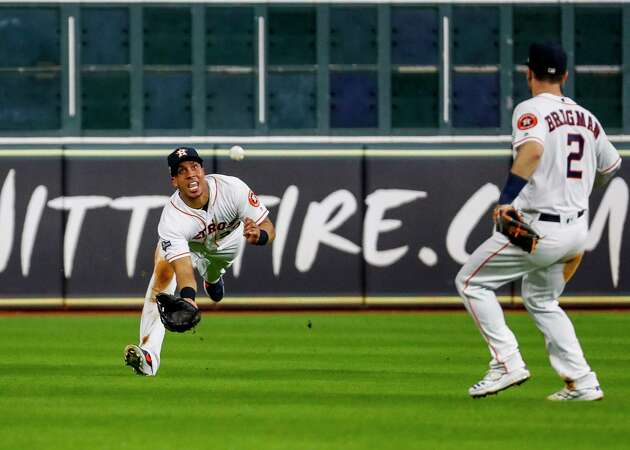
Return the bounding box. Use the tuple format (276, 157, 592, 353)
(137, 230, 245, 375)
(455, 212, 600, 388)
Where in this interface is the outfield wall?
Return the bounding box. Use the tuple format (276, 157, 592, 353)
(1, 142, 629, 308)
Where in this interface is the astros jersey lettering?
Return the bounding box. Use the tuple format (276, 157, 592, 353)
(511, 93, 621, 215)
(158, 174, 268, 263)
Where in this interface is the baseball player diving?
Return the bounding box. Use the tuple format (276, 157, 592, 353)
(124, 147, 275, 376)
(455, 43, 622, 400)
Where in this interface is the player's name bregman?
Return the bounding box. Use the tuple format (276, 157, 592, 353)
(545, 109, 601, 138)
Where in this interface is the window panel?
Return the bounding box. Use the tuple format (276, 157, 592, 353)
(206, 73, 255, 129)
(268, 73, 316, 129)
(0, 72, 60, 130)
(268, 7, 316, 66)
(453, 73, 499, 128)
(144, 7, 191, 65)
(206, 7, 254, 66)
(453, 7, 499, 65)
(81, 8, 129, 65)
(144, 72, 192, 129)
(575, 73, 622, 129)
(575, 8, 622, 66)
(330, 7, 377, 65)
(391, 73, 438, 128)
(391, 7, 438, 66)
(82, 71, 130, 130)
(0, 8, 59, 67)
(330, 72, 377, 128)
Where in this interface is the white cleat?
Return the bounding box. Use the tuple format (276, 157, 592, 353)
(124, 344, 154, 376)
(469, 367, 531, 398)
(547, 385, 604, 401)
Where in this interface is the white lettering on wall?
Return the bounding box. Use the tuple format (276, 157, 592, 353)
(296, 189, 360, 272)
(585, 177, 629, 287)
(0, 169, 15, 272)
(364, 189, 426, 267)
(446, 183, 499, 264)
(110, 196, 169, 278)
(21, 186, 47, 276)
(48, 196, 112, 277)
(0, 169, 627, 292)
(231, 194, 281, 277)
(270, 186, 298, 276)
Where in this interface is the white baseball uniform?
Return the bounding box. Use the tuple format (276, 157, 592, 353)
(137, 174, 269, 375)
(455, 93, 621, 388)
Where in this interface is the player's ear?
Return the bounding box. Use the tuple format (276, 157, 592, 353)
(561, 71, 568, 84)
(170, 176, 178, 188)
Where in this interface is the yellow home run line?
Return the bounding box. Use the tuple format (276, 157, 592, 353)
(0, 149, 512, 157)
(1, 148, 629, 158)
(1, 296, 630, 308)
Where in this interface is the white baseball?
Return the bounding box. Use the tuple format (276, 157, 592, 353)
(229, 145, 245, 161)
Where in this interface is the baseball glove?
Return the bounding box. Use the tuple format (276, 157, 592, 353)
(156, 293, 201, 333)
(495, 207, 540, 253)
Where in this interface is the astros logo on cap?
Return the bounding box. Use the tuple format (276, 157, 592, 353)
(176, 148, 188, 158)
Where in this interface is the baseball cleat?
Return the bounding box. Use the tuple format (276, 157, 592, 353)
(469, 367, 530, 398)
(203, 276, 224, 302)
(124, 344, 154, 376)
(547, 385, 604, 401)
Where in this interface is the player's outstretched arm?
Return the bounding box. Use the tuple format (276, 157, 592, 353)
(169, 256, 198, 306)
(243, 217, 276, 246)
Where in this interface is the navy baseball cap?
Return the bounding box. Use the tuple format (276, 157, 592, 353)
(526, 42, 567, 77)
(167, 147, 203, 176)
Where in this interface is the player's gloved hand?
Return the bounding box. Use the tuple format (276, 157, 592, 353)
(156, 293, 201, 333)
(494, 205, 541, 254)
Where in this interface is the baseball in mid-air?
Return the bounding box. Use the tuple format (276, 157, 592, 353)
(229, 145, 245, 161)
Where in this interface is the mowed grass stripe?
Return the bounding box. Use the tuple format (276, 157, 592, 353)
(0, 312, 629, 450)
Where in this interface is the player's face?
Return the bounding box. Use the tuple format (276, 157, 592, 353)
(171, 160, 206, 200)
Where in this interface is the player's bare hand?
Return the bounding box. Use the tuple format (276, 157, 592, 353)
(181, 297, 198, 308)
(243, 217, 260, 244)
(493, 204, 513, 224)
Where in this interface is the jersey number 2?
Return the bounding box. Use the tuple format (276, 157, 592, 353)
(566, 133, 584, 179)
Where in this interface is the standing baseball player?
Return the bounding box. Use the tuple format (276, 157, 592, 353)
(455, 43, 622, 400)
(124, 147, 275, 376)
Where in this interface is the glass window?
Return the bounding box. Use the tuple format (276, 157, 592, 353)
(144, 72, 192, 129)
(453, 73, 500, 128)
(330, 72, 377, 128)
(268, 7, 316, 66)
(391, 7, 438, 66)
(82, 71, 130, 130)
(268, 73, 316, 129)
(81, 8, 129, 65)
(0, 8, 60, 130)
(575, 73, 622, 129)
(0, 72, 61, 130)
(391, 73, 438, 128)
(144, 7, 191, 65)
(206, 73, 255, 130)
(206, 7, 254, 66)
(330, 7, 377, 65)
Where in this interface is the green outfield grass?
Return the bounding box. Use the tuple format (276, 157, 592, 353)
(0, 311, 629, 450)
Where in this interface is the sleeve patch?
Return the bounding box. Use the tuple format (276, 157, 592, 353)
(517, 113, 538, 130)
(248, 190, 260, 207)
